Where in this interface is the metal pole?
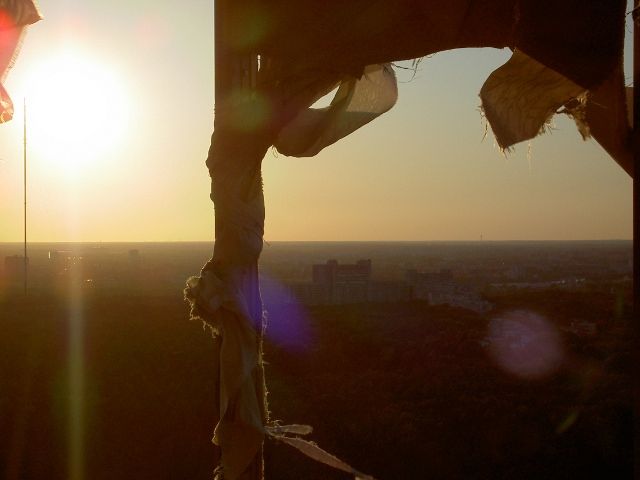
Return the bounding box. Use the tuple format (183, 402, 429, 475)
(23, 97, 27, 295)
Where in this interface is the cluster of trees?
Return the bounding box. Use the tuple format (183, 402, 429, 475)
(264, 295, 632, 479)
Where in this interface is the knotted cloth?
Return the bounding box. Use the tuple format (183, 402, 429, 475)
(185, 98, 270, 479)
(185, 86, 381, 478)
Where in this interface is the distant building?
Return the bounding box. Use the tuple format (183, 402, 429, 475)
(48, 250, 83, 274)
(368, 280, 412, 303)
(312, 259, 371, 304)
(406, 268, 492, 313)
(268, 260, 488, 311)
(488, 277, 586, 291)
(281, 260, 416, 306)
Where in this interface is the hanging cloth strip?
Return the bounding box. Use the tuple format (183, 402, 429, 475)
(275, 64, 397, 157)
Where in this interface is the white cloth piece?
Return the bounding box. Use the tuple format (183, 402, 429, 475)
(275, 64, 397, 157)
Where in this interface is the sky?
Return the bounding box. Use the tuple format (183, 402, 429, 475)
(0, 0, 634, 242)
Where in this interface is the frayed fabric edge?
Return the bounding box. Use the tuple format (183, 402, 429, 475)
(185, 271, 372, 480)
(478, 89, 589, 156)
(184, 275, 222, 337)
(265, 423, 376, 480)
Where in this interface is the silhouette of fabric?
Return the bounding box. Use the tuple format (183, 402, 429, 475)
(0, 0, 41, 123)
(191, 2, 629, 478)
(186, 93, 378, 479)
(274, 64, 397, 157)
(219, 0, 629, 171)
(265, 425, 376, 480)
(186, 98, 270, 479)
(583, 66, 633, 176)
(185, 270, 264, 480)
(231, 0, 622, 89)
(479, 49, 587, 149)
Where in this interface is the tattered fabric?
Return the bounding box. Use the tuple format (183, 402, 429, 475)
(0, 0, 41, 123)
(220, 0, 629, 172)
(188, 1, 630, 479)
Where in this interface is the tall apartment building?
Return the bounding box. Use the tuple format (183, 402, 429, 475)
(312, 259, 372, 304)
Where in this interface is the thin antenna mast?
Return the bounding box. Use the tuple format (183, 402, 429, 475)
(23, 97, 27, 294)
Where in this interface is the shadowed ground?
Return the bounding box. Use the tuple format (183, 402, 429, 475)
(0, 288, 633, 479)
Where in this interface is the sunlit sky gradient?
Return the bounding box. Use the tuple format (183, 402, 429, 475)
(0, 1, 634, 242)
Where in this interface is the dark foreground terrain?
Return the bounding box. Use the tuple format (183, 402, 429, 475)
(0, 286, 633, 479)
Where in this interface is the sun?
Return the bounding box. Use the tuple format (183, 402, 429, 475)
(24, 49, 130, 173)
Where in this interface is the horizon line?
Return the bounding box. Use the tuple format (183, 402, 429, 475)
(0, 239, 633, 244)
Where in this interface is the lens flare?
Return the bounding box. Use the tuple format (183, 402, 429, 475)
(225, 88, 271, 132)
(260, 275, 315, 352)
(228, 4, 271, 50)
(68, 267, 85, 480)
(486, 310, 564, 379)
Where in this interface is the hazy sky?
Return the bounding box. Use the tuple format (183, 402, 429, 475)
(0, 1, 633, 242)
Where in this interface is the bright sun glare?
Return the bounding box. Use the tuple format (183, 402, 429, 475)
(25, 49, 130, 173)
